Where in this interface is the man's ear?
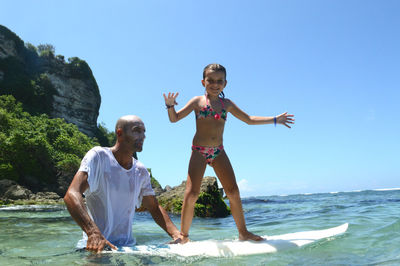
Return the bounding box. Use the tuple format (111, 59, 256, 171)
(116, 128, 123, 137)
(201, 79, 205, 87)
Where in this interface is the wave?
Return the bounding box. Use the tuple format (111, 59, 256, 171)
(241, 197, 312, 205)
(277, 188, 400, 197)
(372, 188, 400, 191)
(0, 205, 65, 212)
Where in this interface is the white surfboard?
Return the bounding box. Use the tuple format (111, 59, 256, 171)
(107, 223, 348, 257)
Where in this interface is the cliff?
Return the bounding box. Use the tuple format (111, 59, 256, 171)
(0, 25, 100, 137)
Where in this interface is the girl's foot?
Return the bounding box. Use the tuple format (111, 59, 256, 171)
(239, 230, 264, 241)
(169, 235, 190, 244)
(180, 235, 190, 244)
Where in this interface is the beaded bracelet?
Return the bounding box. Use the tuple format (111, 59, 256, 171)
(274, 116, 277, 127)
(166, 104, 174, 109)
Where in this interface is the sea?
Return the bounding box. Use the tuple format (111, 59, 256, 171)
(0, 189, 399, 265)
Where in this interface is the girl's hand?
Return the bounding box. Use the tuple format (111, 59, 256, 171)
(276, 112, 295, 128)
(163, 92, 179, 106)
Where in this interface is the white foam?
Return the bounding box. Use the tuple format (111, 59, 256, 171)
(0, 205, 63, 211)
(372, 188, 400, 192)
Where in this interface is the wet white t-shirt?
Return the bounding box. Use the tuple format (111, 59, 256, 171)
(76, 147, 154, 248)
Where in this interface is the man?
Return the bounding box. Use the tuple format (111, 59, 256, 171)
(64, 115, 180, 253)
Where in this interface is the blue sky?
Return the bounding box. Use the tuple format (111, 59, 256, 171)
(2, 0, 399, 196)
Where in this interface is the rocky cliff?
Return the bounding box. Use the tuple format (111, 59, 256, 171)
(0, 25, 100, 137)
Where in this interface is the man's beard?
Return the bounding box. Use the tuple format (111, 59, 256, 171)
(134, 141, 143, 152)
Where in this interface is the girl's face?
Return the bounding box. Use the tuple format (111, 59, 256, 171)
(202, 70, 227, 97)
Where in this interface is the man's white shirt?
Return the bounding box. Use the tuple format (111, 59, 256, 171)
(76, 147, 154, 248)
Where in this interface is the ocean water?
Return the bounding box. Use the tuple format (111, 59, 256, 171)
(0, 189, 399, 265)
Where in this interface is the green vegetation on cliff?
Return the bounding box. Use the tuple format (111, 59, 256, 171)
(94, 123, 116, 148)
(0, 54, 57, 115)
(0, 95, 97, 192)
(147, 168, 161, 188)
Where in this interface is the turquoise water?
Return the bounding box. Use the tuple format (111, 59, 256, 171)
(0, 189, 399, 265)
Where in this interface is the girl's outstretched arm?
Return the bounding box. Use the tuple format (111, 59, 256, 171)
(163, 92, 197, 123)
(227, 99, 295, 128)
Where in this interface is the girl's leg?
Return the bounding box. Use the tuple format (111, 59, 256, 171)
(212, 150, 263, 241)
(180, 150, 207, 242)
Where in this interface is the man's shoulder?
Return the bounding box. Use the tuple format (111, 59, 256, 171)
(90, 146, 108, 153)
(87, 146, 110, 157)
(134, 159, 147, 171)
(134, 159, 150, 177)
(83, 146, 111, 163)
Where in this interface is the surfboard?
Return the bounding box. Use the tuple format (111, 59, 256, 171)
(107, 223, 348, 257)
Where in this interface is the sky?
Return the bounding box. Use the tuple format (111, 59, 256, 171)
(1, 0, 399, 196)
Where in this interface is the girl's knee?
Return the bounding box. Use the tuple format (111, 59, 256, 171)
(224, 185, 240, 198)
(184, 188, 200, 201)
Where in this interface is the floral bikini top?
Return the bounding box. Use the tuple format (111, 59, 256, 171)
(196, 95, 227, 121)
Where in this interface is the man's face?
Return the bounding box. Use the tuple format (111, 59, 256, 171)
(124, 121, 146, 152)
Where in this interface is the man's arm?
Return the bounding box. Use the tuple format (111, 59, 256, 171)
(142, 195, 181, 240)
(63, 171, 116, 253)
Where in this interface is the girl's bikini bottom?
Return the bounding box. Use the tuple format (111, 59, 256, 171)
(192, 144, 224, 165)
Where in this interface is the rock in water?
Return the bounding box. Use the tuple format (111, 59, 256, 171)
(156, 176, 231, 218)
(3, 184, 32, 200)
(0, 179, 17, 197)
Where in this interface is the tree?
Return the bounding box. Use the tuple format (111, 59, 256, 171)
(37, 44, 55, 57)
(0, 95, 98, 193)
(37, 44, 55, 54)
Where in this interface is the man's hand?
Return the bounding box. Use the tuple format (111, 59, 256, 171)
(142, 195, 180, 242)
(86, 230, 117, 253)
(64, 171, 117, 254)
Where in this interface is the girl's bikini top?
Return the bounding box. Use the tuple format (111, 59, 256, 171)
(196, 95, 227, 121)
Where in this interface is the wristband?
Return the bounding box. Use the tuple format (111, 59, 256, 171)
(180, 232, 189, 237)
(274, 117, 277, 127)
(166, 104, 174, 109)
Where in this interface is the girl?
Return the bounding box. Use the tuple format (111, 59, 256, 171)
(163, 63, 294, 243)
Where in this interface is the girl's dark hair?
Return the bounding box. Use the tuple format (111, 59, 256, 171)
(203, 63, 227, 79)
(203, 63, 226, 99)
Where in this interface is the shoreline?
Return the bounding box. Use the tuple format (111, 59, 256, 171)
(0, 198, 65, 206)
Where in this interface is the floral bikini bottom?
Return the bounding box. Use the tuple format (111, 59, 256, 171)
(192, 144, 224, 165)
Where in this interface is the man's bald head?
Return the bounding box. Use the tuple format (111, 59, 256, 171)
(115, 115, 144, 134)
